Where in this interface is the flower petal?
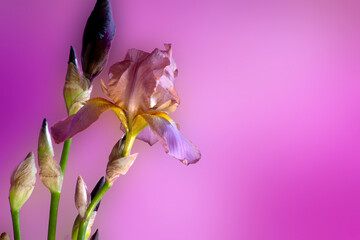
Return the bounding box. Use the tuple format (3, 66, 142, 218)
(142, 113, 201, 165)
(107, 44, 178, 117)
(51, 98, 126, 143)
(136, 126, 159, 146)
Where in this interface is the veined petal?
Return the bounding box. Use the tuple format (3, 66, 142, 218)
(51, 98, 127, 143)
(142, 113, 201, 165)
(106, 44, 178, 116)
(136, 126, 159, 146)
(132, 115, 158, 145)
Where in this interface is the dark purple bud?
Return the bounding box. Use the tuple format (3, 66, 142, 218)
(82, 0, 115, 81)
(90, 229, 99, 240)
(68, 46, 78, 67)
(90, 176, 105, 212)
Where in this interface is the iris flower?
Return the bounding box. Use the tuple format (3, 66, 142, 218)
(51, 44, 200, 165)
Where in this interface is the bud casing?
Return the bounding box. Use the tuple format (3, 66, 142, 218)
(106, 138, 138, 185)
(38, 119, 63, 193)
(64, 46, 92, 115)
(75, 176, 90, 219)
(0, 232, 10, 240)
(9, 152, 37, 211)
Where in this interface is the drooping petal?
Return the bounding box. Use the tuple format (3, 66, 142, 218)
(142, 113, 201, 165)
(106, 44, 178, 116)
(82, 0, 115, 80)
(136, 126, 159, 146)
(51, 98, 127, 143)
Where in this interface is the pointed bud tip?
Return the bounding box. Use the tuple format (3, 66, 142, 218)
(69, 46, 77, 66)
(90, 229, 99, 240)
(42, 118, 48, 128)
(27, 151, 35, 159)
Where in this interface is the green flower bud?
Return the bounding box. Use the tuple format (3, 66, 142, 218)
(9, 152, 37, 211)
(64, 46, 92, 115)
(38, 119, 63, 193)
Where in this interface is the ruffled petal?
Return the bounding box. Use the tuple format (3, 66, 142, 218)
(51, 98, 126, 143)
(141, 113, 201, 165)
(106, 44, 178, 117)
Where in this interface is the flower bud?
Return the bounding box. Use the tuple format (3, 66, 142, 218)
(90, 229, 99, 240)
(75, 176, 90, 219)
(64, 46, 92, 115)
(0, 232, 10, 240)
(72, 176, 104, 239)
(91, 176, 105, 212)
(81, 0, 115, 80)
(38, 119, 63, 193)
(9, 152, 37, 211)
(106, 138, 138, 185)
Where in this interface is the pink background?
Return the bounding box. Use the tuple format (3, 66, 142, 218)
(1, 0, 360, 239)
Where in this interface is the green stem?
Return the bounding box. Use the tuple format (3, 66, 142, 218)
(77, 134, 136, 240)
(11, 209, 21, 240)
(48, 192, 60, 240)
(47, 138, 72, 240)
(60, 138, 73, 174)
(122, 133, 135, 157)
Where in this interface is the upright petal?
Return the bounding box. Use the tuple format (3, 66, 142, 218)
(106, 44, 178, 117)
(82, 0, 115, 80)
(51, 98, 127, 143)
(142, 113, 201, 165)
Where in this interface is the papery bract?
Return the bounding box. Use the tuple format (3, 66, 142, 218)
(9, 152, 37, 211)
(64, 46, 92, 115)
(38, 119, 63, 193)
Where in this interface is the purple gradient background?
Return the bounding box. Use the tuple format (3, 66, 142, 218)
(1, 0, 360, 239)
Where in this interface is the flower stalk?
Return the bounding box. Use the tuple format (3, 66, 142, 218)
(11, 210, 20, 240)
(48, 192, 60, 240)
(77, 134, 136, 240)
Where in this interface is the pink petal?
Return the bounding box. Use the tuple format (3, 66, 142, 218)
(142, 113, 201, 165)
(106, 44, 178, 116)
(136, 126, 159, 146)
(118, 121, 159, 146)
(51, 98, 124, 143)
